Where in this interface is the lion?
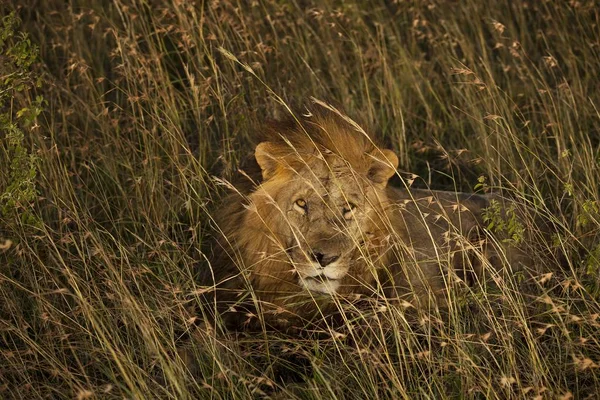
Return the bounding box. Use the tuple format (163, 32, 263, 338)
(203, 106, 539, 329)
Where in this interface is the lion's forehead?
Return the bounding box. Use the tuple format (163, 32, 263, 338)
(305, 172, 367, 204)
(304, 153, 367, 177)
(299, 158, 366, 188)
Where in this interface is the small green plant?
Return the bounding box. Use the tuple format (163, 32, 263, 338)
(577, 199, 599, 229)
(482, 199, 525, 245)
(474, 175, 489, 192)
(0, 12, 42, 225)
(584, 243, 600, 277)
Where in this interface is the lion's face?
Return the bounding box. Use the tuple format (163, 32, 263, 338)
(256, 157, 377, 294)
(246, 134, 398, 297)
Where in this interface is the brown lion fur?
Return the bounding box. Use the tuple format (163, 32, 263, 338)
(203, 104, 544, 330)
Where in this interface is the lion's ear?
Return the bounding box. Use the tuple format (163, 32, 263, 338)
(255, 141, 282, 180)
(368, 148, 398, 186)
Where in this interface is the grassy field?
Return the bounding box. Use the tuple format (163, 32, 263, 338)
(1, 0, 600, 398)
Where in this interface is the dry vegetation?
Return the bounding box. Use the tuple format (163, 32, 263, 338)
(1, 0, 600, 398)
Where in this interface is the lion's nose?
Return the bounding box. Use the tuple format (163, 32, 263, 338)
(312, 252, 340, 267)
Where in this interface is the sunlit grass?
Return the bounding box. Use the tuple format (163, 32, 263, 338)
(1, 1, 599, 398)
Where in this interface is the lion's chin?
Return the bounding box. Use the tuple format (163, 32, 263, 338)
(300, 276, 341, 295)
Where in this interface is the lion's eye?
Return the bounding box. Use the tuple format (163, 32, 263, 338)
(342, 203, 356, 220)
(294, 198, 308, 214)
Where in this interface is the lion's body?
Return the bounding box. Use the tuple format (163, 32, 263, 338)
(205, 108, 535, 328)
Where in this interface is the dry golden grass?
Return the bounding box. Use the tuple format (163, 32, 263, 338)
(1, 1, 599, 398)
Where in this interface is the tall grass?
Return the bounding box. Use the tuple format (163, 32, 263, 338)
(1, 0, 599, 398)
